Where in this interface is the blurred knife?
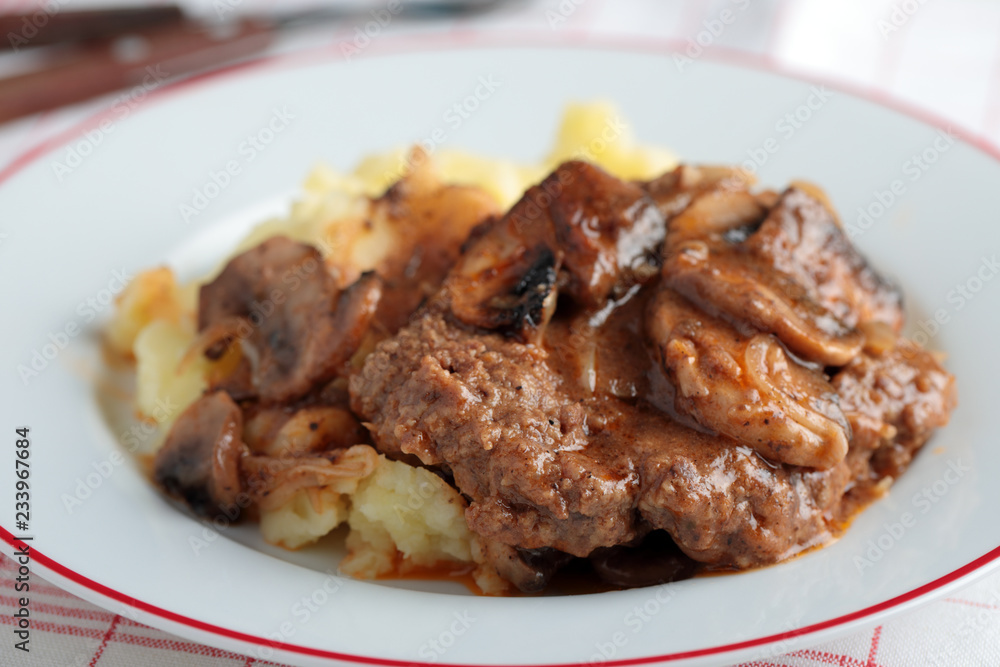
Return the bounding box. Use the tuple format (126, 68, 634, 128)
(0, 5, 185, 50)
(0, 0, 507, 124)
(0, 18, 272, 124)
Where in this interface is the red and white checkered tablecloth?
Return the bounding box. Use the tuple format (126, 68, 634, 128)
(1, 0, 999, 665)
(2, 552, 1000, 667)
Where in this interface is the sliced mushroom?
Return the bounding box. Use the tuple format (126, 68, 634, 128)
(656, 181, 872, 366)
(664, 187, 766, 246)
(153, 391, 249, 518)
(548, 161, 665, 306)
(328, 270, 384, 363)
(745, 187, 903, 330)
(589, 531, 699, 588)
(446, 161, 665, 341)
(198, 236, 382, 404)
(647, 287, 851, 470)
(644, 164, 757, 220)
(474, 539, 573, 594)
(449, 237, 559, 342)
(665, 241, 864, 366)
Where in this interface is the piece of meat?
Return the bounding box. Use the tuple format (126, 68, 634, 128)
(636, 421, 852, 567)
(833, 336, 956, 480)
(153, 391, 249, 518)
(745, 186, 904, 330)
(447, 161, 665, 341)
(350, 306, 637, 557)
(349, 304, 855, 574)
(348, 162, 955, 592)
(199, 237, 382, 404)
(646, 286, 851, 470)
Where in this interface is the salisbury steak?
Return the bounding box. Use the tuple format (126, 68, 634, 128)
(350, 162, 955, 591)
(350, 305, 852, 569)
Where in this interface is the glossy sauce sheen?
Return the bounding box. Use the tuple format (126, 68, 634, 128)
(151, 159, 955, 595)
(351, 162, 956, 592)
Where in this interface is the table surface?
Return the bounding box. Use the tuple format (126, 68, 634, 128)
(1, 0, 998, 665)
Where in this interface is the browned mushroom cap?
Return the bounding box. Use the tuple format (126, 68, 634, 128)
(363, 155, 503, 335)
(548, 161, 665, 306)
(447, 233, 560, 342)
(589, 531, 699, 588)
(664, 188, 767, 246)
(647, 287, 851, 470)
(153, 391, 249, 518)
(446, 161, 665, 341)
(198, 237, 382, 404)
(474, 539, 573, 594)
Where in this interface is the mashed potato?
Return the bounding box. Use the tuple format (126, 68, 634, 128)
(108, 102, 676, 591)
(132, 319, 209, 423)
(341, 457, 472, 573)
(260, 487, 350, 551)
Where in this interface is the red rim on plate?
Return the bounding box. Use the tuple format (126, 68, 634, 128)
(2, 32, 998, 666)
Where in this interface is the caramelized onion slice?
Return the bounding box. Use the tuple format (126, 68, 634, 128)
(665, 243, 864, 367)
(244, 405, 369, 458)
(665, 189, 766, 246)
(647, 287, 850, 470)
(243, 444, 379, 512)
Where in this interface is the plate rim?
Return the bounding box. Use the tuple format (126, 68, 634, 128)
(4, 525, 999, 665)
(3, 31, 999, 667)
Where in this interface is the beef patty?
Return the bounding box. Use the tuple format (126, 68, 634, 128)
(350, 162, 956, 591)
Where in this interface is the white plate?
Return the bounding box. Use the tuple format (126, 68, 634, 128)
(2, 40, 999, 667)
